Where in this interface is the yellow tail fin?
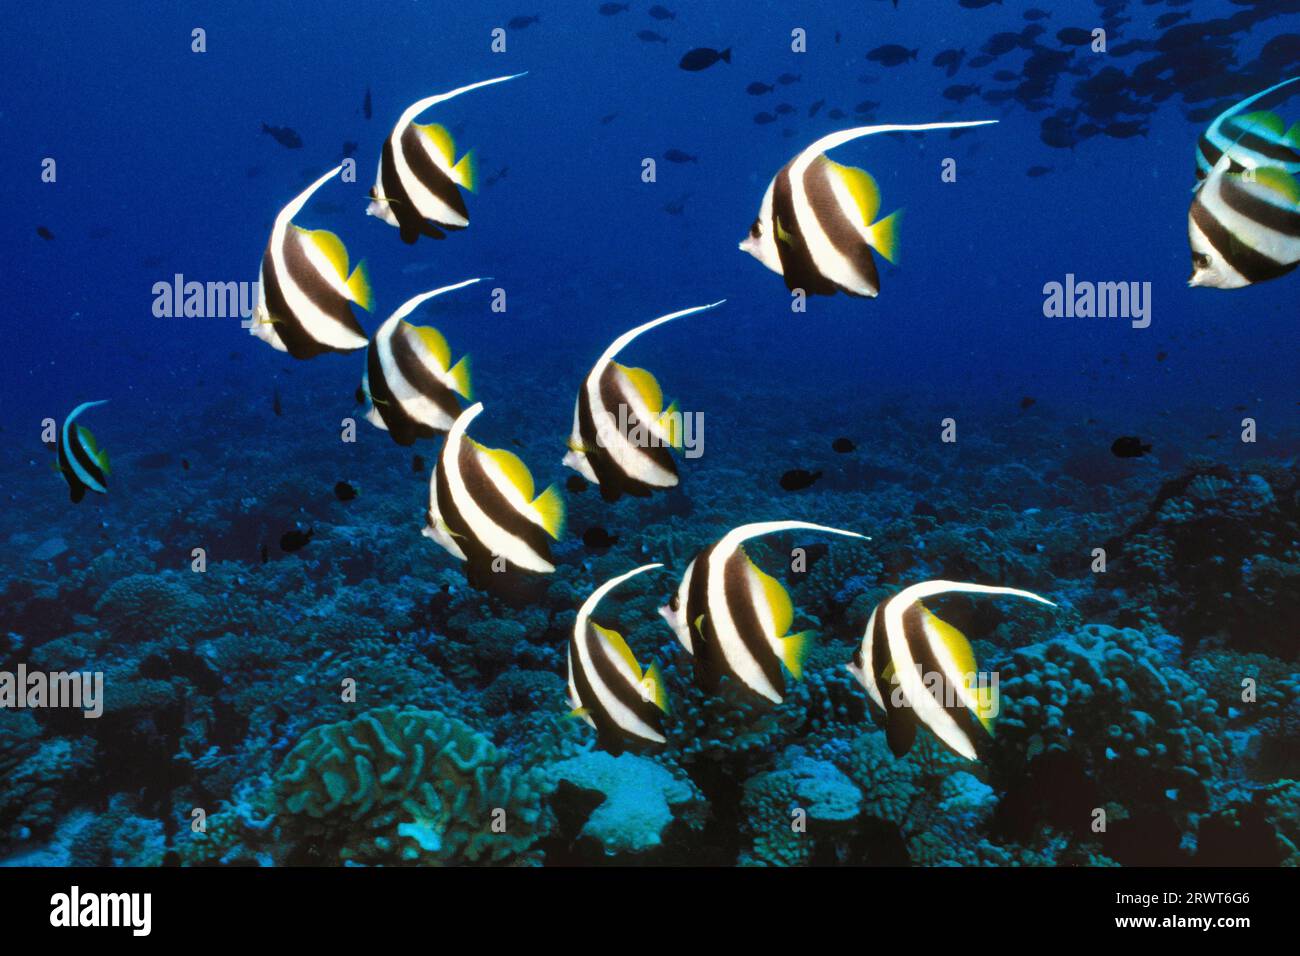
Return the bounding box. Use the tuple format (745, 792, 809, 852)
(533, 483, 566, 539)
(453, 150, 477, 191)
(448, 354, 473, 398)
(867, 210, 901, 264)
(346, 259, 373, 311)
(780, 630, 815, 680)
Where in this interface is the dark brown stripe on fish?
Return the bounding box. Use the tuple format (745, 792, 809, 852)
(1219, 174, 1300, 238)
(456, 439, 553, 563)
(722, 549, 785, 698)
(771, 161, 838, 295)
(1192, 194, 1298, 283)
(400, 125, 469, 225)
(802, 156, 880, 296)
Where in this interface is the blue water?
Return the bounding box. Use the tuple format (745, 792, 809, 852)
(1, 0, 1297, 867)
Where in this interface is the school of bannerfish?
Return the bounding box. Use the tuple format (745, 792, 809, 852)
(58, 72, 1295, 761)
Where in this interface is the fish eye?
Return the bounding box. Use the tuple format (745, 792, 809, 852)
(749, 218, 762, 238)
(1192, 252, 1210, 270)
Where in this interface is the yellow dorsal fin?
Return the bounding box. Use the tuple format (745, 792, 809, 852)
(1239, 109, 1286, 137)
(346, 259, 373, 311)
(747, 554, 794, 636)
(866, 209, 902, 264)
(1286, 121, 1300, 149)
(447, 354, 472, 399)
(97, 447, 111, 476)
(300, 227, 351, 280)
(921, 603, 992, 731)
(452, 149, 476, 191)
(592, 622, 642, 678)
(615, 363, 664, 415)
(532, 483, 566, 539)
(828, 158, 882, 224)
(881, 659, 896, 683)
(418, 122, 456, 166)
(480, 446, 535, 499)
(657, 400, 682, 449)
(568, 707, 590, 719)
(77, 425, 98, 453)
(1251, 166, 1300, 205)
(408, 323, 452, 369)
(781, 631, 815, 680)
(642, 660, 670, 714)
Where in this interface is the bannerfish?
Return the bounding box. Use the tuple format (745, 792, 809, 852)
(564, 301, 724, 502)
(664, 148, 697, 163)
(598, 3, 630, 14)
(250, 165, 372, 359)
(679, 47, 731, 71)
(739, 120, 998, 296)
(659, 520, 869, 703)
(56, 401, 110, 503)
(423, 402, 565, 580)
(368, 73, 526, 244)
(831, 436, 855, 453)
(567, 563, 670, 753)
(334, 480, 358, 501)
(361, 278, 482, 445)
(747, 81, 774, 95)
(1189, 152, 1300, 289)
(846, 580, 1055, 760)
(508, 15, 540, 29)
(37, 226, 54, 241)
(648, 5, 675, 20)
(1194, 77, 1299, 182)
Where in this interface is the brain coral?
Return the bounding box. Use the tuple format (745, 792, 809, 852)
(275, 706, 551, 864)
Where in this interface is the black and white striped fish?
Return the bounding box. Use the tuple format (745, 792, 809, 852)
(368, 73, 526, 244)
(846, 580, 1054, 761)
(567, 563, 670, 753)
(1194, 78, 1300, 183)
(659, 521, 869, 703)
(56, 401, 110, 504)
(564, 301, 723, 502)
(1189, 152, 1300, 289)
(361, 278, 482, 445)
(739, 120, 997, 297)
(423, 402, 565, 580)
(251, 165, 373, 359)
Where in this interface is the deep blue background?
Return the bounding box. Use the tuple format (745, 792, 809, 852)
(4, 0, 1297, 474)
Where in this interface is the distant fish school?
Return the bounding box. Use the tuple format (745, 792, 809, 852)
(59, 64, 1105, 761)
